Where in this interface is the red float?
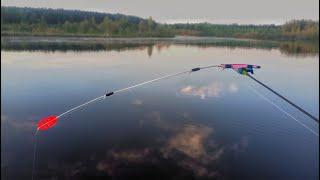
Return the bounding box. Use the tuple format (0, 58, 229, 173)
(37, 115, 58, 131)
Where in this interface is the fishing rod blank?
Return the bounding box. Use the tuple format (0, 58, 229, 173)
(249, 86, 318, 136)
(247, 74, 319, 123)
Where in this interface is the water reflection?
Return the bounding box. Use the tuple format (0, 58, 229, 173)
(1, 40, 318, 179)
(147, 45, 153, 58)
(180, 83, 223, 99)
(1, 36, 318, 57)
(141, 111, 250, 178)
(1, 112, 250, 179)
(279, 41, 319, 57)
(1, 81, 251, 179)
(180, 82, 238, 99)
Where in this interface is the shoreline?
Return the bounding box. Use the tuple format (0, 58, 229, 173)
(1, 35, 318, 57)
(2, 34, 318, 44)
(1, 35, 272, 43)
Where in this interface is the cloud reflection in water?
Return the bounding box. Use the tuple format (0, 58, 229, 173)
(140, 111, 249, 178)
(180, 82, 238, 99)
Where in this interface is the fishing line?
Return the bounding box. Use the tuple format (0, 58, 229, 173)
(248, 86, 319, 136)
(31, 131, 39, 180)
(247, 74, 319, 123)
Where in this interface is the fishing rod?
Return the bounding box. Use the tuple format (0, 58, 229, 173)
(36, 63, 318, 131)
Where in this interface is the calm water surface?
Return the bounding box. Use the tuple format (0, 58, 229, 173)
(1, 39, 319, 179)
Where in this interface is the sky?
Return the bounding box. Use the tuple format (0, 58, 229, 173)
(1, 0, 319, 25)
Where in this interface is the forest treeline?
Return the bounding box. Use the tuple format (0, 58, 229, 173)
(1, 6, 173, 37)
(1, 6, 319, 41)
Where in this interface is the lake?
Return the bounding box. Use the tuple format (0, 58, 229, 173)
(1, 37, 319, 179)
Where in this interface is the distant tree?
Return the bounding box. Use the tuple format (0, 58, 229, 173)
(138, 20, 147, 34)
(39, 16, 47, 30)
(79, 19, 90, 33)
(147, 16, 155, 32)
(100, 17, 111, 36)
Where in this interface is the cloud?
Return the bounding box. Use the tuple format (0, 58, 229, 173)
(141, 111, 250, 178)
(180, 82, 223, 99)
(107, 149, 149, 162)
(1, 115, 36, 132)
(230, 136, 249, 154)
(164, 124, 213, 159)
(141, 111, 175, 131)
(180, 82, 240, 99)
(161, 124, 226, 177)
(95, 148, 155, 176)
(132, 99, 143, 105)
(228, 83, 239, 93)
